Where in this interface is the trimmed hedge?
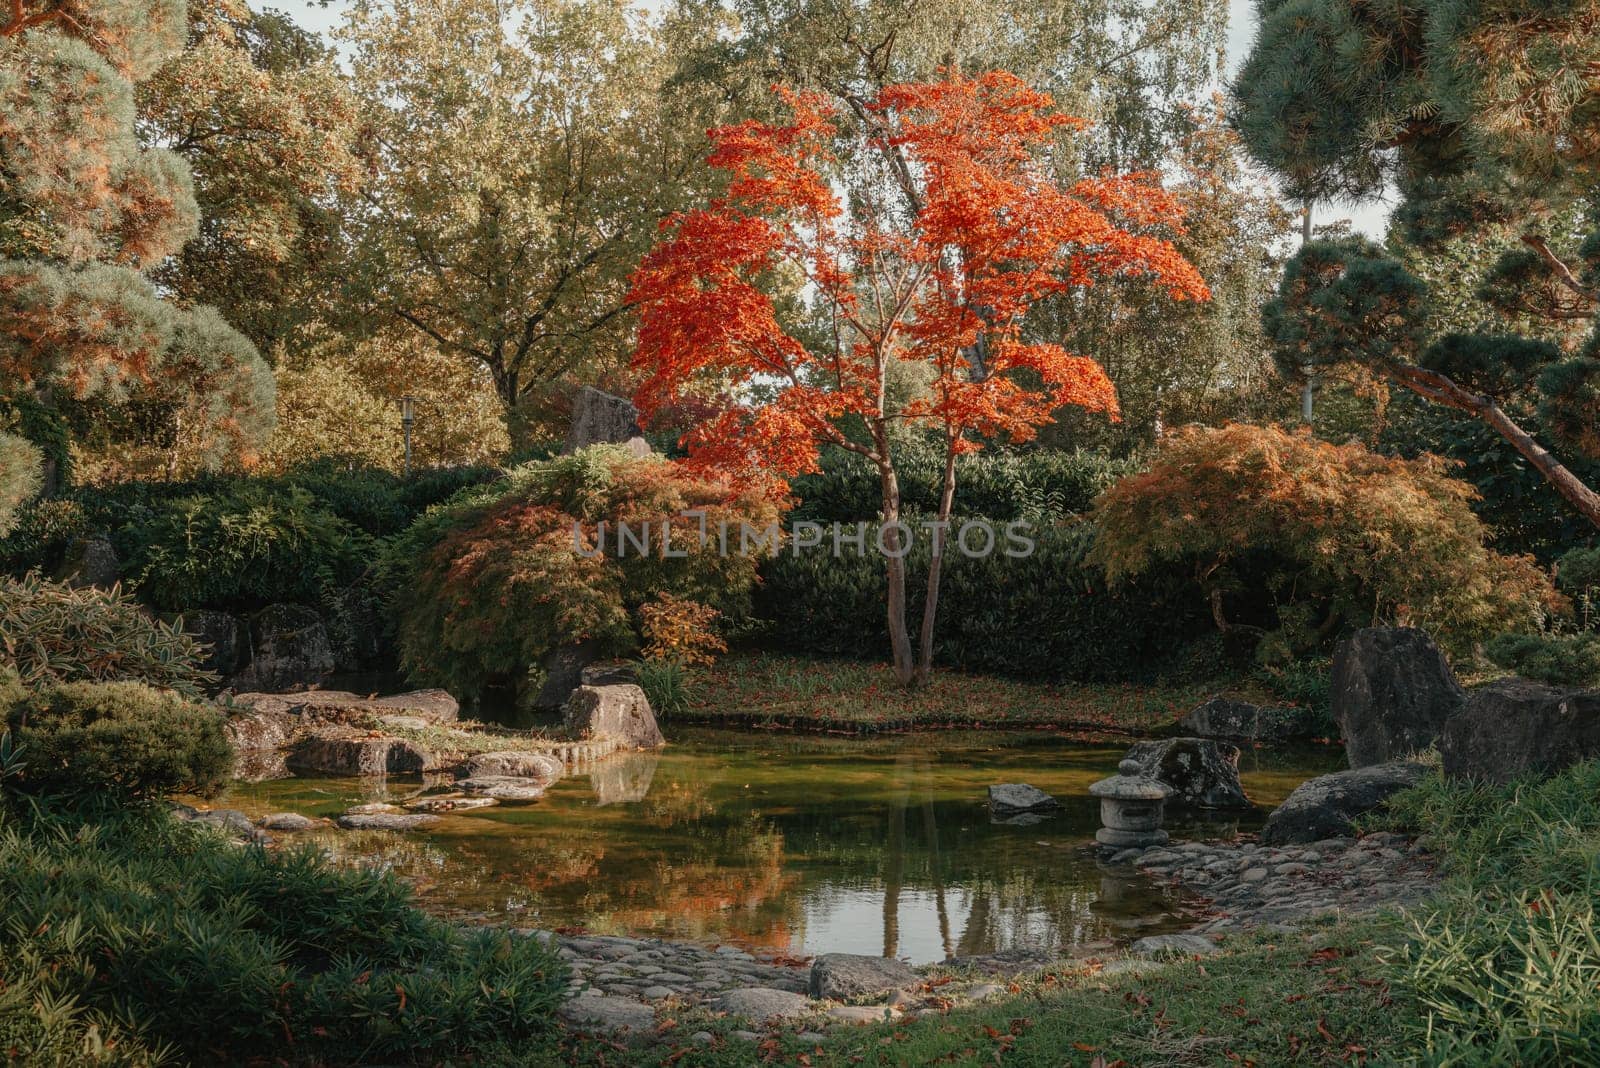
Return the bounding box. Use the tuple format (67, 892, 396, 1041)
(786, 442, 1137, 525)
(757, 519, 1220, 682)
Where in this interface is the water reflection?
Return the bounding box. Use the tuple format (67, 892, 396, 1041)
(216, 729, 1339, 963)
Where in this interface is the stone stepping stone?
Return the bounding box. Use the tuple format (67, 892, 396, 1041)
(808, 953, 918, 1000)
(456, 775, 547, 802)
(336, 812, 442, 831)
(714, 987, 814, 1023)
(405, 795, 498, 813)
(558, 993, 656, 1044)
(256, 812, 321, 831)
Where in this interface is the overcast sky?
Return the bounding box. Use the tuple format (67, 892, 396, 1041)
(274, 0, 1390, 236)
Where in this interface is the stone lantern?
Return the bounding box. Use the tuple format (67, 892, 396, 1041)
(1089, 757, 1172, 850)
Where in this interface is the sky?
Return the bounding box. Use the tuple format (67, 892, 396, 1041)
(275, 0, 1391, 237)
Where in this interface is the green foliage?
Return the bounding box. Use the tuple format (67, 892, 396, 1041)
(387, 446, 779, 706)
(0, 430, 42, 537)
(1379, 762, 1600, 1062)
(635, 657, 690, 719)
(1484, 632, 1600, 688)
(787, 442, 1136, 525)
(1558, 546, 1600, 601)
(123, 485, 370, 614)
(0, 575, 214, 696)
(3, 681, 231, 799)
(0, 803, 567, 1065)
(1091, 424, 1558, 654)
(760, 520, 1218, 683)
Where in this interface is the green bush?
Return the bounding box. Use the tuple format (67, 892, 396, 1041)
(123, 485, 371, 614)
(0, 803, 567, 1065)
(0, 575, 215, 696)
(635, 657, 691, 718)
(386, 446, 780, 708)
(758, 519, 1219, 682)
(1378, 763, 1600, 1063)
(787, 441, 1136, 525)
(0, 431, 42, 538)
(1484, 631, 1600, 687)
(4, 681, 231, 798)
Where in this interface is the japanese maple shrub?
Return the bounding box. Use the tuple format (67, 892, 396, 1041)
(1090, 423, 1558, 658)
(387, 446, 778, 709)
(629, 72, 1209, 685)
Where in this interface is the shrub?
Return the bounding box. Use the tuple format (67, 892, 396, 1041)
(0, 575, 215, 696)
(758, 519, 1220, 682)
(635, 657, 691, 718)
(123, 485, 371, 614)
(386, 446, 780, 707)
(4, 681, 232, 798)
(1484, 632, 1600, 687)
(0, 803, 567, 1065)
(1092, 423, 1559, 656)
(0, 431, 42, 538)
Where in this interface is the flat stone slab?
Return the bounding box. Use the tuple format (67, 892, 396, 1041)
(558, 993, 656, 1041)
(809, 953, 919, 1000)
(460, 750, 564, 782)
(714, 987, 813, 1022)
(256, 812, 322, 831)
(336, 813, 442, 831)
(405, 795, 499, 813)
(1130, 934, 1221, 958)
(455, 775, 547, 802)
(987, 783, 1061, 815)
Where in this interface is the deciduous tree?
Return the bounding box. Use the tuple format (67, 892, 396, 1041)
(630, 72, 1208, 685)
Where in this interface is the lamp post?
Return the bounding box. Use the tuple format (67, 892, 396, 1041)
(401, 395, 415, 477)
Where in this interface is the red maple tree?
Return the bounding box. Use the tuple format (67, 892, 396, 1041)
(629, 72, 1210, 685)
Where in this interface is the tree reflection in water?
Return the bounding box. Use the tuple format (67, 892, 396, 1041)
(216, 729, 1340, 962)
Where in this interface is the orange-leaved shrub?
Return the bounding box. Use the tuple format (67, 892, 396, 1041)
(1090, 423, 1560, 657)
(385, 446, 778, 708)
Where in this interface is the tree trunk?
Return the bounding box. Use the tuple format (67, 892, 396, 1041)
(913, 441, 958, 686)
(878, 460, 917, 686)
(1391, 364, 1600, 530)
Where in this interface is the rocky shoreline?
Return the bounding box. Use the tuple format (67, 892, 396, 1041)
(535, 826, 1440, 1045)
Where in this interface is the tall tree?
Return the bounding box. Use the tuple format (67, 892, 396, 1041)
(630, 74, 1208, 686)
(339, 0, 719, 441)
(1234, 0, 1600, 529)
(139, 0, 365, 361)
(1, 0, 273, 481)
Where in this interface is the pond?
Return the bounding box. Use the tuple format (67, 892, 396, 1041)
(216, 729, 1342, 964)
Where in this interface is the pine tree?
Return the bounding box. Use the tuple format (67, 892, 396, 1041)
(1233, 0, 1600, 529)
(1, 0, 273, 480)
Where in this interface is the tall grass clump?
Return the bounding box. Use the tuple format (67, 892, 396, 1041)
(1378, 762, 1600, 1063)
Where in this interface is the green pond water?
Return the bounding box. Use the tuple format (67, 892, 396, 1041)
(215, 729, 1342, 964)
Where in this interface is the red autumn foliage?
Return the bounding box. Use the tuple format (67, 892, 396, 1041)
(629, 71, 1209, 684)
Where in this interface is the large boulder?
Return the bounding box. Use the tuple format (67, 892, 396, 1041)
(1123, 738, 1251, 809)
(223, 689, 458, 753)
(176, 609, 246, 677)
(1332, 628, 1464, 767)
(53, 535, 120, 589)
(987, 783, 1061, 815)
(563, 386, 644, 453)
(532, 640, 601, 710)
(459, 750, 564, 782)
(563, 684, 664, 749)
(233, 604, 335, 692)
(1439, 678, 1600, 784)
(1180, 697, 1319, 745)
(1260, 761, 1428, 844)
(287, 734, 433, 776)
(808, 954, 918, 1000)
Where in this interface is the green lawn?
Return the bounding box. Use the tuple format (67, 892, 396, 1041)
(681, 652, 1275, 736)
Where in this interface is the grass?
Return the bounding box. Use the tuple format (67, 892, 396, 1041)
(553, 920, 1412, 1066)
(681, 652, 1273, 736)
